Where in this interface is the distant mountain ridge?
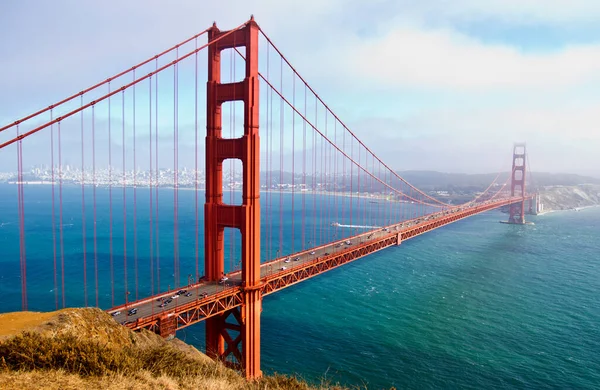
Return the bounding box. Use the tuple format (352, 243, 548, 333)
(394, 171, 600, 190)
(260, 170, 600, 191)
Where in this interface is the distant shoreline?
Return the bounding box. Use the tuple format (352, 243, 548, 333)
(537, 204, 599, 215)
(0, 181, 446, 206)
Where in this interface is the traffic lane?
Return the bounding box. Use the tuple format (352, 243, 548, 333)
(258, 227, 394, 278)
(114, 227, 398, 323)
(112, 281, 242, 323)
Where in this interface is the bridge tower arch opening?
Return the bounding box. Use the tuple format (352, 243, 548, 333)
(204, 18, 262, 379)
(507, 143, 527, 224)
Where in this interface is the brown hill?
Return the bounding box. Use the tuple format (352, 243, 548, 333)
(0, 308, 345, 390)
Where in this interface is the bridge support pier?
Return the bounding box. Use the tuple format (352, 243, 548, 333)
(205, 18, 262, 379)
(158, 314, 177, 339)
(396, 232, 402, 245)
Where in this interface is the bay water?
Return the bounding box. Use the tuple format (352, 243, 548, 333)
(0, 184, 598, 389)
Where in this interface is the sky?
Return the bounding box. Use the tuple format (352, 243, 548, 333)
(1, 0, 599, 177)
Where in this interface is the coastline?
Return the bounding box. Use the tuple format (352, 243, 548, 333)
(1, 181, 435, 205)
(537, 204, 599, 216)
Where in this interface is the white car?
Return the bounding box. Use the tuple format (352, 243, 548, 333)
(284, 258, 291, 263)
(219, 276, 229, 284)
(171, 294, 179, 299)
(280, 266, 287, 271)
(111, 311, 121, 317)
(310, 251, 316, 255)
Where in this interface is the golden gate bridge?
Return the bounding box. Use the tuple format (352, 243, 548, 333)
(0, 17, 535, 379)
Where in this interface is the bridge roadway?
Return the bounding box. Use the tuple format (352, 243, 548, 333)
(108, 196, 527, 333)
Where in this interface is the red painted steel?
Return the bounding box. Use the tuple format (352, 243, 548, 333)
(204, 18, 263, 379)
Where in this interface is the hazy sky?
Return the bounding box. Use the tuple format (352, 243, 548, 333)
(1, 0, 599, 177)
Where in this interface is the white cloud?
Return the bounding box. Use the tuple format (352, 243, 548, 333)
(350, 103, 600, 175)
(430, 0, 600, 24)
(1, 0, 599, 177)
(334, 26, 600, 90)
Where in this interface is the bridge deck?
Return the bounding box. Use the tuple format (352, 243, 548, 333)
(109, 197, 526, 332)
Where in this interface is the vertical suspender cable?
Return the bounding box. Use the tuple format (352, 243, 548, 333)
(173, 49, 179, 287)
(155, 59, 161, 293)
(58, 121, 65, 308)
(322, 111, 326, 245)
(357, 143, 361, 229)
(264, 46, 270, 263)
(80, 95, 87, 306)
(302, 84, 306, 250)
(334, 120, 338, 240)
(149, 74, 154, 301)
(312, 95, 317, 246)
(92, 105, 98, 307)
(350, 135, 353, 232)
(291, 72, 295, 254)
(122, 90, 128, 303)
(108, 82, 114, 306)
(133, 69, 138, 301)
(17, 125, 27, 310)
(279, 56, 284, 256)
(341, 124, 345, 236)
(50, 111, 58, 310)
(194, 38, 199, 283)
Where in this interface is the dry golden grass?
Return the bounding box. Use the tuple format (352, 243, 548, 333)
(0, 311, 59, 338)
(0, 308, 351, 390)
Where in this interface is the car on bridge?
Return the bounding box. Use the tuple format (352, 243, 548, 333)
(111, 311, 121, 317)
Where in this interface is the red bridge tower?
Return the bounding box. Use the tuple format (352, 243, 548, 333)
(204, 18, 262, 379)
(507, 143, 527, 224)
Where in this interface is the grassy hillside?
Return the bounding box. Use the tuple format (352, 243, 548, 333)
(0, 308, 347, 390)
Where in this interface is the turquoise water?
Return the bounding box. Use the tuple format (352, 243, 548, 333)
(1, 184, 599, 389)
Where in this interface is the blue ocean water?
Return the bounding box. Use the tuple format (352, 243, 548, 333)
(1, 184, 599, 389)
